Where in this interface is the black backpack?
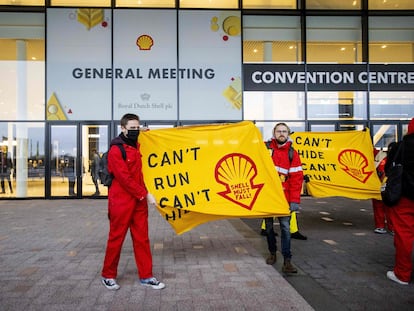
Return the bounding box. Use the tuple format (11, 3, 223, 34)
(99, 144, 126, 187)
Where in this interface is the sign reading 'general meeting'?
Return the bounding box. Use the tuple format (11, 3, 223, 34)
(244, 64, 414, 92)
(46, 8, 242, 121)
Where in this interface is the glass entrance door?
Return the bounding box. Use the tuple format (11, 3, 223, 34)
(50, 125, 78, 197)
(81, 124, 109, 197)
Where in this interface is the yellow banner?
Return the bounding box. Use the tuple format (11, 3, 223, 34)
(290, 129, 381, 200)
(140, 121, 290, 234)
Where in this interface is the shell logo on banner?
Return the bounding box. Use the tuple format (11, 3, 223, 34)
(338, 149, 373, 183)
(215, 153, 264, 210)
(140, 121, 290, 235)
(290, 129, 382, 200)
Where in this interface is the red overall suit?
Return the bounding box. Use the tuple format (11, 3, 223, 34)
(388, 118, 414, 283)
(102, 136, 151, 279)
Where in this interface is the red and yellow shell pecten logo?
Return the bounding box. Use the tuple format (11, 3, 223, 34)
(136, 34, 154, 50)
(338, 149, 374, 183)
(214, 153, 264, 210)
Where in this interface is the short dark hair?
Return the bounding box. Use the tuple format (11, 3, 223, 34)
(120, 113, 139, 127)
(273, 122, 291, 135)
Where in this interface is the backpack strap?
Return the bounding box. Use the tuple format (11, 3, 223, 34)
(116, 144, 127, 161)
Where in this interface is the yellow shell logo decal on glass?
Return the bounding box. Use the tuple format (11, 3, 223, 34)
(338, 149, 374, 183)
(76, 9, 106, 30)
(222, 77, 242, 110)
(136, 35, 154, 50)
(215, 153, 264, 210)
(210, 13, 241, 41)
(47, 93, 67, 120)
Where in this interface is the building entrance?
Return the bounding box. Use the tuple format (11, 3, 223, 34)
(48, 123, 109, 198)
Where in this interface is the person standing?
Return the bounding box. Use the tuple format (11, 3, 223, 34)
(263, 122, 304, 274)
(101, 113, 165, 290)
(386, 117, 414, 285)
(0, 146, 13, 194)
(372, 149, 393, 234)
(90, 149, 101, 196)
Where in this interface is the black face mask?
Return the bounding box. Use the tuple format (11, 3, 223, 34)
(127, 129, 140, 142)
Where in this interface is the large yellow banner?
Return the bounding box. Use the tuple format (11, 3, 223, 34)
(290, 129, 381, 200)
(139, 121, 290, 234)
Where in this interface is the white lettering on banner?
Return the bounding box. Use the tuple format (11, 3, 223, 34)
(72, 67, 215, 80)
(252, 70, 414, 85)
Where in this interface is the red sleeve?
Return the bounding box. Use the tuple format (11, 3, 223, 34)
(108, 144, 147, 199)
(287, 150, 304, 203)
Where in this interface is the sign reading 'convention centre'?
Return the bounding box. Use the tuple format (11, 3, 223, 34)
(244, 64, 414, 92)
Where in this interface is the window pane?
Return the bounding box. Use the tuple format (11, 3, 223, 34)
(180, 0, 238, 9)
(369, 16, 414, 63)
(307, 91, 367, 120)
(51, 0, 111, 6)
(370, 92, 414, 120)
(116, 0, 175, 7)
(1, 122, 45, 198)
(0, 13, 45, 121)
(369, 0, 414, 10)
(243, 0, 297, 9)
(243, 16, 301, 63)
(244, 91, 305, 121)
(372, 124, 398, 149)
(306, 0, 361, 9)
(307, 16, 362, 64)
(0, 0, 44, 5)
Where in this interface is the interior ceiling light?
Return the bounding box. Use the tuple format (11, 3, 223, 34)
(381, 45, 387, 49)
(340, 47, 346, 51)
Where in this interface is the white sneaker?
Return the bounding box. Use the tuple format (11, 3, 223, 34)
(102, 278, 120, 290)
(140, 277, 166, 289)
(374, 228, 387, 234)
(386, 271, 409, 285)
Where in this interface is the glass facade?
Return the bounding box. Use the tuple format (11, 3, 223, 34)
(0, 1, 413, 198)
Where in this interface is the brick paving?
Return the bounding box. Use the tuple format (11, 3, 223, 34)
(243, 196, 414, 311)
(0, 199, 313, 311)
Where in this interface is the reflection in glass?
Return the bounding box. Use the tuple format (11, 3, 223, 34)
(0, 122, 45, 198)
(369, 0, 414, 10)
(82, 125, 108, 197)
(51, 125, 77, 197)
(243, 16, 301, 63)
(306, 0, 361, 9)
(51, 0, 110, 6)
(243, 0, 296, 9)
(307, 16, 362, 64)
(369, 17, 414, 63)
(369, 92, 414, 120)
(307, 91, 367, 120)
(179, 0, 238, 8)
(116, 0, 174, 7)
(373, 124, 397, 150)
(244, 92, 305, 121)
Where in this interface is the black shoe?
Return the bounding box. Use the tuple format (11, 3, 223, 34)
(291, 232, 307, 240)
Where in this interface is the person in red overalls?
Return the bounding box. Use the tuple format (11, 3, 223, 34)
(101, 113, 165, 290)
(371, 149, 393, 234)
(386, 117, 414, 285)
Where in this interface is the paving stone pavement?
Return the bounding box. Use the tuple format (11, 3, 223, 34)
(243, 196, 414, 311)
(0, 199, 313, 311)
